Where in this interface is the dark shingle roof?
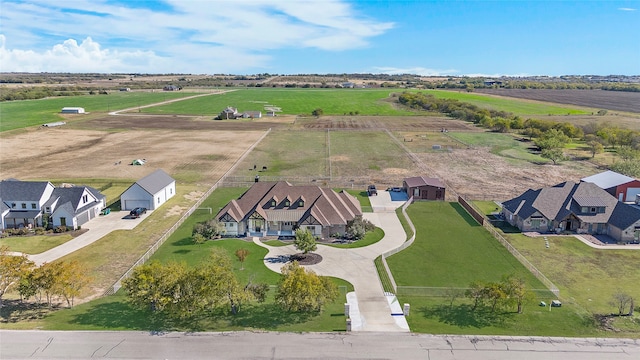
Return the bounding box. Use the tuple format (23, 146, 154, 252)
(136, 169, 175, 195)
(0, 180, 52, 201)
(216, 181, 361, 226)
(610, 202, 640, 229)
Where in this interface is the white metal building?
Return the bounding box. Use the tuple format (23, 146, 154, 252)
(120, 169, 176, 211)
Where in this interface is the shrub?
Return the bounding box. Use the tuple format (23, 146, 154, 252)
(54, 226, 67, 233)
(34, 227, 46, 235)
(346, 217, 375, 240)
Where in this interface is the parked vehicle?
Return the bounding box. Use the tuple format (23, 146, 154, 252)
(129, 207, 147, 218)
(100, 208, 111, 215)
(367, 185, 378, 196)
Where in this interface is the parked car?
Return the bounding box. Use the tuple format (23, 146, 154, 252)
(100, 208, 111, 215)
(129, 207, 147, 218)
(367, 185, 378, 196)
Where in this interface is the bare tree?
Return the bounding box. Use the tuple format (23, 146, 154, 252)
(609, 290, 633, 316)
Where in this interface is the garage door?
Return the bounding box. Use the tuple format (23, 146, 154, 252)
(77, 211, 90, 225)
(627, 188, 640, 202)
(124, 200, 150, 210)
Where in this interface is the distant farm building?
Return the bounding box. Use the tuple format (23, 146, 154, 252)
(218, 107, 262, 119)
(163, 85, 181, 91)
(119, 88, 131, 92)
(61, 107, 85, 114)
(241, 111, 262, 119)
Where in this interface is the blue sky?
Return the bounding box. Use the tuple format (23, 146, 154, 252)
(0, 0, 638, 75)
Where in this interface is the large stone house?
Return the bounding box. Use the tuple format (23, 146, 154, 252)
(501, 181, 640, 243)
(0, 179, 106, 230)
(215, 181, 362, 238)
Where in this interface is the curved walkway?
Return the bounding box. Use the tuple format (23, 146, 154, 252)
(254, 191, 410, 332)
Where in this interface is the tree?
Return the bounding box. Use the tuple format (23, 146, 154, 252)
(235, 248, 250, 270)
(192, 219, 226, 240)
(0, 247, 35, 307)
(501, 275, 532, 314)
(346, 217, 375, 240)
(541, 148, 565, 165)
(123, 261, 186, 313)
(609, 290, 633, 316)
(465, 281, 486, 311)
(311, 108, 324, 117)
(294, 229, 317, 254)
(54, 260, 92, 308)
(536, 129, 570, 165)
(275, 261, 338, 312)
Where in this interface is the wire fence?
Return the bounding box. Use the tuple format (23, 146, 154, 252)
(396, 286, 554, 298)
(221, 175, 400, 189)
(104, 128, 272, 296)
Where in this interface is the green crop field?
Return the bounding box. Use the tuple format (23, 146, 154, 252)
(0, 92, 195, 132)
(140, 88, 416, 116)
(422, 90, 592, 116)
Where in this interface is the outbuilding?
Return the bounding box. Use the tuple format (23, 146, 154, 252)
(403, 176, 446, 200)
(120, 169, 176, 211)
(61, 107, 85, 114)
(582, 170, 640, 202)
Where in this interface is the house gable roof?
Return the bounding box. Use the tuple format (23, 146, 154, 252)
(581, 170, 636, 189)
(503, 181, 626, 224)
(135, 169, 175, 195)
(215, 181, 362, 226)
(404, 176, 445, 189)
(0, 180, 53, 202)
(609, 203, 640, 229)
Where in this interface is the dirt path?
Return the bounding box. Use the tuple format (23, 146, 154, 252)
(108, 90, 236, 115)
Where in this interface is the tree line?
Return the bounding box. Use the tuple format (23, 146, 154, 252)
(0, 247, 91, 308)
(397, 92, 640, 176)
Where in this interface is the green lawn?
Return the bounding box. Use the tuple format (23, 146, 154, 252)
(140, 88, 416, 116)
(387, 202, 545, 288)
(423, 90, 591, 116)
(507, 234, 640, 314)
(0, 92, 196, 132)
(344, 189, 372, 212)
(41, 278, 353, 332)
(386, 201, 633, 336)
(23, 186, 354, 332)
(0, 234, 74, 254)
(473, 200, 502, 215)
(323, 227, 385, 249)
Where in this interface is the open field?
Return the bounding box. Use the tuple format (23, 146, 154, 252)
(423, 90, 593, 116)
(138, 88, 416, 116)
(296, 115, 479, 131)
(476, 88, 640, 114)
(507, 234, 640, 314)
(0, 92, 197, 132)
(0, 127, 263, 184)
(225, 129, 415, 188)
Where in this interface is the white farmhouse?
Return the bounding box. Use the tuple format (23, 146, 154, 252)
(120, 169, 176, 211)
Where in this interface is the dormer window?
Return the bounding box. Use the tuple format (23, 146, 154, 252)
(271, 200, 276, 207)
(31, 203, 37, 209)
(298, 200, 304, 207)
(21, 203, 26, 209)
(11, 203, 16, 208)
(284, 200, 290, 207)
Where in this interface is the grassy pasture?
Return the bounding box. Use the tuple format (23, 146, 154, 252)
(506, 234, 640, 314)
(229, 129, 414, 185)
(447, 132, 549, 164)
(422, 90, 592, 116)
(140, 88, 415, 116)
(0, 92, 195, 132)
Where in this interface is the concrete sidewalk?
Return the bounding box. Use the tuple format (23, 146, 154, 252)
(254, 191, 410, 332)
(28, 211, 147, 265)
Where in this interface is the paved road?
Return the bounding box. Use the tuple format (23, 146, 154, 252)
(27, 211, 146, 265)
(255, 191, 409, 332)
(1, 330, 638, 360)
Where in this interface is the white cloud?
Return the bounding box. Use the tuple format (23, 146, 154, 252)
(0, 0, 393, 73)
(618, 7, 637, 11)
(372, 66, 460, 76)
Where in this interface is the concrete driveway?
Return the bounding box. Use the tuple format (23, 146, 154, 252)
(28, 211, 147, 265)
(255, 191, 410, 332)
